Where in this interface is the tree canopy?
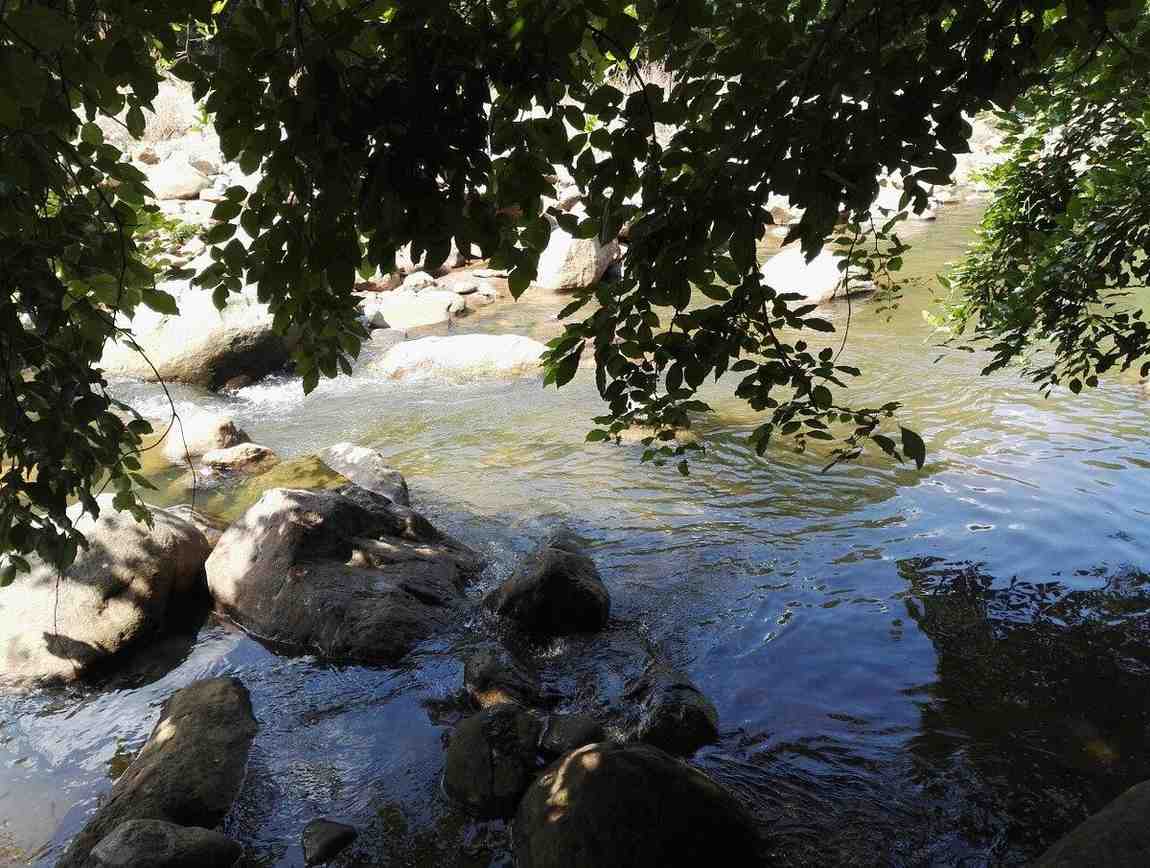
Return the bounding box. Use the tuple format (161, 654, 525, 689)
(1, 0, 1148, 577)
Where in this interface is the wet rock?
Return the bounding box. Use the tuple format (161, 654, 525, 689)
(206, 485, 484, 664)
(219, 374, 255, 393)
(320, 443, 409, 506)
(302, 819, 358, 866)
(0, 498, 211, 689)
(157, 410, 249, 464)
(443, 704, 543, 819)
(464, 645, 542, 709)
(146, 155, 210, 200)
(359, 289, 467, 330)
(201, 442, 279, 474)
(373, 334, 545, 382)
(760, 246, 871, 305)
(82, 820, 241, 868)
(514, 743, 760, 867)
(485, 532, 609, 636)
(625, 661, 719, 757)
(534, 224, 620, 291)
(162, 505, 230, 549)
(100, 284, 292, 390)
(1034, 780, 1150, 867)
(58, 677, 258, 868)
(539, 714, 605, 759)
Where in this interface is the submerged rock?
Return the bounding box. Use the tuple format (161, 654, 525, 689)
(624, 661, 719, 757)
(1034, 780, 1150, 867)
(302, 819, 358, 866)
(373, 334, 546, 382)
(205, 485, 484, 664)
(0, 498, 211, 689)
(58, 677, 258, 868)
(82, 820, 241, 868)
(464, 644, 543, 709)
(485, 531, 610, 636)
(443, 704, 543, 819)
(320, 443, 410, 505)
(539, 714, 605, 759)
(514, 742, 760, 867)
(760, 245, 870, 305)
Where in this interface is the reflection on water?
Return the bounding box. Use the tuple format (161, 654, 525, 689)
(2, 201, 1149, 866)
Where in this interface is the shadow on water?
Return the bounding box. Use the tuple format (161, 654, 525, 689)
(898, 559, 1150, 863)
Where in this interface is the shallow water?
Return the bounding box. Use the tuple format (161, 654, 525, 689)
(4, 201, 1150, 866)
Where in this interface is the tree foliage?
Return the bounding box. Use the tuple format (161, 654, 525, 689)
(1, 0, 1146, 574)
(943, 6, 1150, 395)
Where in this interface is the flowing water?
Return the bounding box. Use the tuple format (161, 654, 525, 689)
(3, 201, 1150, 866)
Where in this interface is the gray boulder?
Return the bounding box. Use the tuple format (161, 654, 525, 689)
(319, 443, 410, 505)
(59, 677, 258, 868)
(82, 820, 241, 868)
(0, 499, 211, 689)
(205, 485, 483, 664)
(484, 532, 609, 636)
(464, 644, 542, 709)
(515, 742, 760, 868)
(625, 661, 719, 757)
(302, 819, 358, 866)
(100, 284, 292, 390)
(443, 704, 542, 819)
(1035, 781, 1150, 867)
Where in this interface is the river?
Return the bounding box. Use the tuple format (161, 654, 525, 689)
(3, 201, 1150, 866)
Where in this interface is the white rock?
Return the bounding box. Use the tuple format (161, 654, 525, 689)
(373, 334, 546, 381)
(158, 410, 250, 464)
(360, 290, 467, 330)
(761, 246, 870, 305)
(146, 155, 210, 201)
(201, 443, 279, 473)
(401, 271, 438, 292)
(320, 442, 410, 505)
(396, 240, 469, 275)
(369, 328, 407, 354)
(534, 225, 620, 291)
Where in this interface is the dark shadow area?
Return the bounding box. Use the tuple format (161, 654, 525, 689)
(899, 558, 1150, 860)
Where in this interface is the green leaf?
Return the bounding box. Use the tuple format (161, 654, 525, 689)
(900, 426, 926, 470)
(126, 105, 146, 139)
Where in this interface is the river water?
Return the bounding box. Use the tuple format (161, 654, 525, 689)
(3, 202, 1150, 866)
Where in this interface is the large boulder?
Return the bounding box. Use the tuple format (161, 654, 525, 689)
(58, 677, 258, 868)
(205, 485, 484, 664)
(145, 155, 210, 200)
(0, 499, 211, 689)
(360, 289, 467, 330)
(760, 246, 870, 305)
(81, 820, 242, 868)
(624, 662, 719, 757)
(156, 409, 249, 464)
(1034, 781, 1150, 867)
(534, 224, 620, 291)
(100, 284, 292, 390)
(515, 742, 760, 867)
(372, 334, 546, 382)
(319, 443, 410, 506)
(302, 819, 358, 866)
(484, 531, 609, 636)
(443, 704, 543, 819)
